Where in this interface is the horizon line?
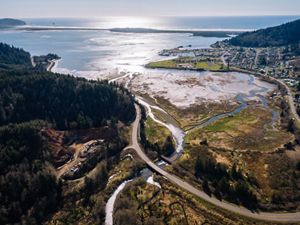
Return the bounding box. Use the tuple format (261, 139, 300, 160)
(3, 14, 300, 20)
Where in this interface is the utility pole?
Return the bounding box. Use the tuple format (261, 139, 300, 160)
(226, 58, 230, 70)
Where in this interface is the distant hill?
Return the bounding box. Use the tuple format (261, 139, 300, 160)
(0, 18, 26, 27)
(229, 19, 300, 47)
(110, 28, 241, 38)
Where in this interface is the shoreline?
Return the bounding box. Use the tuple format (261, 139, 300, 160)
(47, 59, 59, 72)
(105, 180, 132, 225)
(42, 54, 300, 223)
(16, 26, 245, 38)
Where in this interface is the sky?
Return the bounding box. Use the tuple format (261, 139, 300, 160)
(1, 0, 300, 18)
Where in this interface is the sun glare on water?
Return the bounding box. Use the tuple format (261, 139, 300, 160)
(95, 17, 159, 29)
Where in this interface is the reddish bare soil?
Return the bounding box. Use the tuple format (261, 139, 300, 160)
(41, 127, 119, 168)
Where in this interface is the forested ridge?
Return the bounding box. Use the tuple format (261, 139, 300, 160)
(229, 19, 300, 47)
(0, 70, 135, 130)
(0, 43, 32, 70)
(0, 43, 136, 224)
(0, 121, 60, 224)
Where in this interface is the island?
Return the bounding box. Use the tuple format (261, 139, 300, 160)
(0, 18, 26, 28)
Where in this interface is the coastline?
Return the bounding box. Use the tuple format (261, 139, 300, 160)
(16, 26, 245, 38)
(47, 59, 59, 72)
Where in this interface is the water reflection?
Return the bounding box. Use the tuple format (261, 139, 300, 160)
(0, 28, 224, 79)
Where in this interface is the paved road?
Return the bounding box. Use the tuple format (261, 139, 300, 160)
(126, 104, 300, 223)
(271, 77, 300, 124)
(47, 59, 59, 72)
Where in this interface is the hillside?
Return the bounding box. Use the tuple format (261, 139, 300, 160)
(0, 43, 32, 70)
(0, 43, 136, 129)
(0, 71, 135, 129)
(0, 44, 136, 224)
(0, 121, 60, 225)
(0, 18, 26, 27)
(229, 19, 300, 47)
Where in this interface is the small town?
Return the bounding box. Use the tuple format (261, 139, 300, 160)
(156, 42, 300, 111)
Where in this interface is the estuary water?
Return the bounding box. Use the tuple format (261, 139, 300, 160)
(0, 17, 289, 224)
(0, 16, 298, 79)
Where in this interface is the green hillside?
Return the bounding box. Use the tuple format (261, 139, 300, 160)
(0, 43, 136, 224)
(229, 19, 300, 47)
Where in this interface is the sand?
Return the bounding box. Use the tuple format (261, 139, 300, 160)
(126, 71, 275, 108)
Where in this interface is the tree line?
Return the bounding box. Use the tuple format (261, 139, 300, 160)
(193, 149, 258, 209)
(0, 43, 32, 70)
(0, 121, 61, 224)
(0, 70, 135, 130)
(139, 104, 175, 158)
(229, 19, 300, 47)
(0, 43, 137, 224)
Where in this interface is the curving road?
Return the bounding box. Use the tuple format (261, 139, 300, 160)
(126, 104, 300, 223)
(270, 77, 300, 124)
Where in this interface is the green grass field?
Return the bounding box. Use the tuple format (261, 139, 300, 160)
(146, 60, 177, 69)
(195, 61, 223, 71)
(145, 117, 172, 147)
(146, 59, 224, 71)
(186, 106, 293, 152)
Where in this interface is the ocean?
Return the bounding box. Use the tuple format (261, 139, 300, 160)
(0, 16, 298, 79)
